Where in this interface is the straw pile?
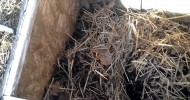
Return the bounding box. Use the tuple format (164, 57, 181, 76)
(0, 0, 21, 89)
(0, 0, 22, 29)
(0, 31, 14, 82)
(45, 5, 190, 100)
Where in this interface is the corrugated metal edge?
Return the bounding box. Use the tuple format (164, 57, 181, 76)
(1, 0, 39, 98)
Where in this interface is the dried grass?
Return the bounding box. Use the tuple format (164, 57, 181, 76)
(45, 6, 190, 100)
(0, 0, 22, 28)
(0, 31, 14, 81)
(0, 0, 21, 90)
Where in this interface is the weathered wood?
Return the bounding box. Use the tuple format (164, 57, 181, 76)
(15, 0, 79, 99)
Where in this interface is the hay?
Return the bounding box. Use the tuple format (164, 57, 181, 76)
(45, 5, 190, 100)
(0, 0, 21, 90)
(0, 0, 22, 29)
(0, 31, 14, 88)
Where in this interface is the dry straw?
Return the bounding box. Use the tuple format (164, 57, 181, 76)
(46, 6, 190, 100)
(0, 31, 14, 81)
(0, 0, 21, 28)
(0, 0, 21, 89)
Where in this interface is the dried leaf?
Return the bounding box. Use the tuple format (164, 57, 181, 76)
(91, 47, 113, 66)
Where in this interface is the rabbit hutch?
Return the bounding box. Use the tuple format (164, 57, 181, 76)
(1, 0, 190, 100)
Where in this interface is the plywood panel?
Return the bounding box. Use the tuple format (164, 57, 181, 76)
(15, 0, 79, 99)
